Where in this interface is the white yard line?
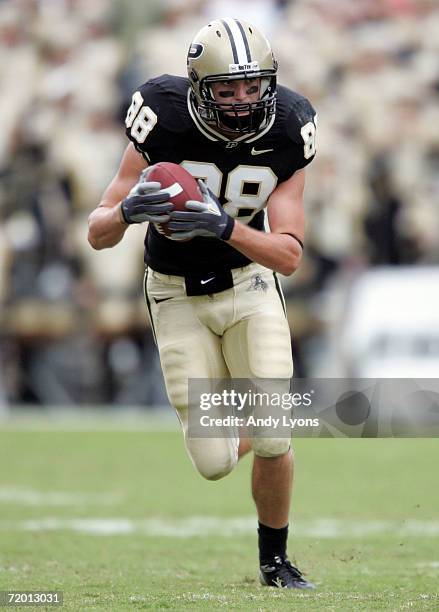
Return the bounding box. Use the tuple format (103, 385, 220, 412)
(0, 517, 438, 537)
(416, 561, 439, 568)
(0, 487, 119, 506)
(0, 409, 178, 431)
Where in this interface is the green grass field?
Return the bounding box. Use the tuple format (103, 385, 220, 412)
(0, 420, 438, 610)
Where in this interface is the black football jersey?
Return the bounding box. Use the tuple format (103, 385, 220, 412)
(124, 75, 316, 276)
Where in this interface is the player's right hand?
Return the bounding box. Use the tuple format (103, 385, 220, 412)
(120, 170, 173, 224)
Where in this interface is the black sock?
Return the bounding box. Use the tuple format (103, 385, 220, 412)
(258, 521, 288, 565)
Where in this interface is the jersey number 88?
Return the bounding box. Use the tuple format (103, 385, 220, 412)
(124, 95, 313, 222)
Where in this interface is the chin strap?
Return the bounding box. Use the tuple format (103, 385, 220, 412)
(280, 232, 304, 250)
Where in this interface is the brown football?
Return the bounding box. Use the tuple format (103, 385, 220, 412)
(146, 162, 202, 239)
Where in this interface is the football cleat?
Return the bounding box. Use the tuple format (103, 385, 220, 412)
(259, 556, 316, 589)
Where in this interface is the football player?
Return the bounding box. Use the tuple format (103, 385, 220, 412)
(88, 18, 317, 589)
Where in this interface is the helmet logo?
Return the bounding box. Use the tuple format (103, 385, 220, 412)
(229, 60, 260, 73)
(188, 43, 204, 59)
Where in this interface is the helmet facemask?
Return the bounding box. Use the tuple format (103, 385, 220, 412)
(196, 72, 277, 135)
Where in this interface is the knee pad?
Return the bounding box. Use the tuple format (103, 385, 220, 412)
(252, 437, 291, 458)
(185, 436, 238, 481)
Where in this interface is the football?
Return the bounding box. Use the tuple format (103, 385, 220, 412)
(146, 162, 202, 238)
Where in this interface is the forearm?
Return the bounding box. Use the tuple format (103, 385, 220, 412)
(227, 221, 302, 276)
(88, 202, 128, 250)
(88, 143, 148, 250)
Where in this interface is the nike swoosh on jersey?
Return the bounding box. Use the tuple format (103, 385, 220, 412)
(200, 277, 215, 285)
(251, 147, 274, 156)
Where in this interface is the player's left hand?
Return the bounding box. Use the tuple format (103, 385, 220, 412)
(120, 168, 173, 224)
(168, 180, 235, 241)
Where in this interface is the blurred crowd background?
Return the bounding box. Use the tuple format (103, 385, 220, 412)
(0, 0, 438, 408)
